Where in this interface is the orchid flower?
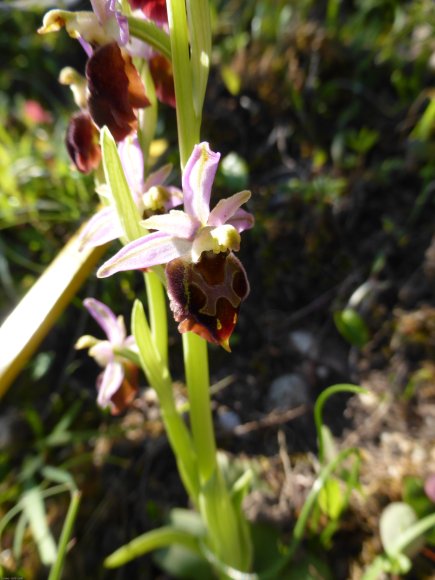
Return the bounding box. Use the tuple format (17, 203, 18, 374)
(39, 2, 150, 158)
(75, 298, 139, 414)
(97, 142, 254, 349)
(38, 0, 129, 54)
(79, 136, 183, 249)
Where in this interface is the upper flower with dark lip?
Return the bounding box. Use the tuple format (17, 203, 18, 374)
(96, 142, 254, 350)
(97, 142, 254, 277)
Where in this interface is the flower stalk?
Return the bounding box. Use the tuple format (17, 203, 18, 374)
(167, 0, 253, 572)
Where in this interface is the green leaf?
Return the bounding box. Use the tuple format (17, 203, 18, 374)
(318, 477, 345, 520)
(314, 383, 366, 464)
(380, 502, 424, 559)
(100, 127, 143, 242)
(320, 425, 338, 464)
(21, 486, 57, 565)
(334, 308, 370, 348)
(221, 66, 241, 96)
(13, 511, 28, 562)
(250, 522, 283, 574)
(403, 476, 435, 544)
(41, 466, 74, 487)
(286, 552, 333, 579)
(410, 98, 435, 142)
(154, 545, 212, 579)
(220, 152, 249, 191)
(104, 525, 202, 568)
(127, 16, 171, 61)
(169, 509, 206, 538)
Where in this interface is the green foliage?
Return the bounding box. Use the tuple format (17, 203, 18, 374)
(334, 308, 370, 348)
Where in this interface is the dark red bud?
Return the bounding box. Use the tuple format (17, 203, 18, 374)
(149, 54, 176, 108)
(65, 111, 101, 173)
(128, 0, 168, 24)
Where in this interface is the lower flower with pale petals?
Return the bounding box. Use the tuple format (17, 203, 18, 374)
(75, 298, 139, 414)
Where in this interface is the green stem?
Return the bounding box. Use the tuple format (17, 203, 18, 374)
(186, 0, 212, 117)
(145, 271, 168, 367)
(127, 16, 172, 61)
(182, 332, 216, 482)
(166, 0, 200, 166)
(48, 490, 81, 580)
(314, 384, 366, 464)
(138, 62, 158, 175)
(132, 300, 199, 502)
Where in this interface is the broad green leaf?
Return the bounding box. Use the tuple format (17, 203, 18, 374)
(380, 502, 424, 558)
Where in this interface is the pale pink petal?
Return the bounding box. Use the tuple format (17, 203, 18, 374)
(226, 208, 255, 233)
(207, 190, 251, 228)
(124, 335, 137, 350)
(143, 163, 173, 189)
(90, 0, 106, 23)
(84, 298, 126, 344)
(182, 142, 220, 224)
(97, 231, 192, 277)
(141, 210, 199, 239)
(118, 136, 144, 202)
(96, 361, 124, 409)
(89, 340, 114, 367)
(165, 185, 184, 209)
(79, 206, 123, 250)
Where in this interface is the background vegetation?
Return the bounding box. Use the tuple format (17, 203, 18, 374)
(1, 0, 435, 578)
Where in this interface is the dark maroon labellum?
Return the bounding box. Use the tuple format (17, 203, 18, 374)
(66, 111, 101, 173)
(86, 42, 150, 142)
(166, 251, 250, 351)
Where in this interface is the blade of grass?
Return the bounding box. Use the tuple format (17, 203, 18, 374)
(48, 490, 81, 580)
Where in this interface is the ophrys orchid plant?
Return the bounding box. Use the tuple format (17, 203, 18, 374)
(39, 0, 255, 576)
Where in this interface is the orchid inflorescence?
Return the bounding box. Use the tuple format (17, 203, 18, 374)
(39, 0, 254, 410)
(39, 0, 255, 574)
